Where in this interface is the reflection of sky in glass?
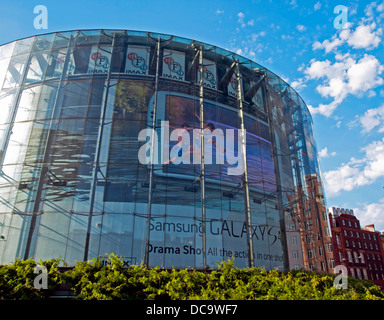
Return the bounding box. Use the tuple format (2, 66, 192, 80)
(165, 95, 276, 193)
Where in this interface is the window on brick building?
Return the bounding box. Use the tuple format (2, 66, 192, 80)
(322, 212, 327, 221)
(354, 252, 359, 263)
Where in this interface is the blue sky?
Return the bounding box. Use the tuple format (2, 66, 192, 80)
(1, 0, 383, 229)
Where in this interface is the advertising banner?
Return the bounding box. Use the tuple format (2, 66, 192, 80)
(227, 71, 243, 99)
(125, 46, 150, 76)
(145, 208, 284, 270)
(162, 49, 185, 81)
(197, 59, 217, 90)
(88, 45, 111, 74)
(53, 51, 75, 78)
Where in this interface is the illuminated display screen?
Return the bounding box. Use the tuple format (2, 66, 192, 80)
(164, 95, 276, 193)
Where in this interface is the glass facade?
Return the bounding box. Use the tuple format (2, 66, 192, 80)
(0, 30, 329, 272)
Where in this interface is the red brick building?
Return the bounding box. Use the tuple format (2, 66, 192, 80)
(329, 207, 384, 289)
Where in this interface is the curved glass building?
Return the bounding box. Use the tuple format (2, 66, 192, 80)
(0, 29, 332, 272)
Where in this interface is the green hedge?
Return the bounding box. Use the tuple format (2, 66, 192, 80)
(1, 254, 384, 300)
(0, 258, 61, 300)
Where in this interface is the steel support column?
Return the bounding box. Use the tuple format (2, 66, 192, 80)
(264, 78, 290, 272)
(235, 61, 254, 268)
(24, 35, 76, 259)
(144, 38, 161, 267)
(199, 47, 207, 269)
(83, 33, 116, 261)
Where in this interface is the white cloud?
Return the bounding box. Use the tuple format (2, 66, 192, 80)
(309, 101, 340, 117)
(314, 1, 321, 11)
(216, 9, 224, 14)
(347, 54, 384, 94)
(281, 34, 293, 40)
(231, 30, 267, 60)
(307, 11, 384, 117)
(289, 0, 298, 8)
(365, 2, 377, 18)
(304, 54, 384, 117)
(237, 12, 246, 27)
(237, 12, 255, 28)
(296, 24, 306, 32)
(312, 35, 344, 53)
(340, 22, 382, 50)
(236, 12, 256, 28)
(354, 198, 384, 231)
(359, 104, 384, 133)
(313, 22, 382, 52)
(290, 78, 307, 91)
(324, 138, 384, 197)
(318, 147, 336, 158)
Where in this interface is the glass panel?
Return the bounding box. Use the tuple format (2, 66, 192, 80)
(0, 42, 15, 60)
(2, 53, 29, 89)
(0, 214, 31, 263)
(52, 31, 76, 49)
(0, 58, 11, 89)
(32, 33, 55, 52)
(0, 89, 17, 126)
(12, 37, 34, 56)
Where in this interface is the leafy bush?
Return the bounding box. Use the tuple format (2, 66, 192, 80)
(1, 254, 384, 300)
(0, 258, 61, 300)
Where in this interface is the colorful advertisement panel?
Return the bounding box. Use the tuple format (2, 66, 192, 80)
(88, 45, 111, 74)
(197, 58, 217, 90)
(125, 46, 150, 76)
(162, 49, 185, 81)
